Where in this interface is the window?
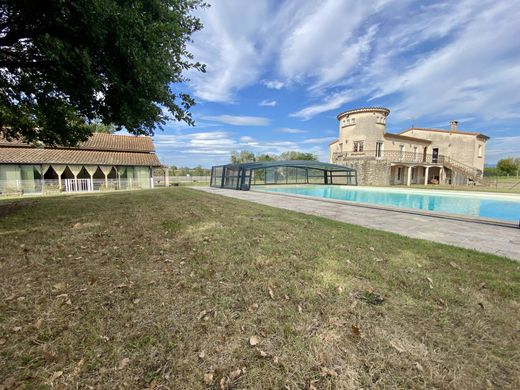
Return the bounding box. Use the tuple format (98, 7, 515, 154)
(375, 142, 383, 158)
(353, 141, 364, 152)
(352, 118, 356, 124)
(413, 146, 418, 161)
(339, 143, 343, 152)
(478, 144, 483, 158)
(399, 144, 405, 160)
(397, 167, 402, 181)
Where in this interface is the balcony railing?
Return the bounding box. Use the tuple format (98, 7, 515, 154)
(332, 150, 443, 164)
(332, 150, 482, 180)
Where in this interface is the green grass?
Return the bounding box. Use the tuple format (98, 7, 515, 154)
(1, 188, 519, 388)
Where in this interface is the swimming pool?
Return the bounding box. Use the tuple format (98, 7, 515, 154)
(257, 185, 520, 223)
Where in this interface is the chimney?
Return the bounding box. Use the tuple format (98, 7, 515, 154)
(450, 120, 458, 133)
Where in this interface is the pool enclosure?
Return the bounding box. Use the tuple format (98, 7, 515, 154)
(210, 160, 357, 190)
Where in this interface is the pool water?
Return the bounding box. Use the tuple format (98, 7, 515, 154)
(258, 185, 520, 223)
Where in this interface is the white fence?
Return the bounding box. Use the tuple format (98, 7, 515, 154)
(1, 176, 211, 196)
(0, 178, 154, 196)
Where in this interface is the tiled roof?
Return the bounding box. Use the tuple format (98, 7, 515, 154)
(0, 133, 161, 166)
(384, 133, 431, 144)
(0, 133, 155, 152)
(0, 147, 161, 166)
(400, 127, 490, 140)
(79, 133, 155, 152)
(329, 139, 339, 145)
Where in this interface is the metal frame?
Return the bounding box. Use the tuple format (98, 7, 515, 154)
(210, 160, 357, 191)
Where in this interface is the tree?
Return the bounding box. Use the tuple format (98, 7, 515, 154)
(231, 150, 256, 164)
(0, 0, 206, 146)
(278, 151, 317, 161)
(484, 167, 500, 177)
(497, 158, 517, 176)
(514, 158, 520, 176)
(257, 153, 276, 162)
(192, 165, 204, 176)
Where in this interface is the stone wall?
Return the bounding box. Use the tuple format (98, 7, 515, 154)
(334, 158, 392, 186)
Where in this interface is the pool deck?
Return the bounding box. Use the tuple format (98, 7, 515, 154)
(196, 187, 520, 261)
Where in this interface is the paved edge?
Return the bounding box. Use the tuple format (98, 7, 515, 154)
(193, 186, 520, 261)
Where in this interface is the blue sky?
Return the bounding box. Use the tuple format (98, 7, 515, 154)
(153, 0, 520, 168)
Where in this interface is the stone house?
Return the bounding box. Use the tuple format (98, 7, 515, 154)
(0, 133, 165, 195)
(329, 107, 489, 186)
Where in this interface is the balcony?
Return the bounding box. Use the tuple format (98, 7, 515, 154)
(332, 150, 443, 164)
(332, 150, 482, 180)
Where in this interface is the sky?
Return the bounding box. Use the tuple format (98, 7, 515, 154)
(153, 0, 520, 168)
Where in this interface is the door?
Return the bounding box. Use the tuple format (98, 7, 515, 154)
(432, 148, 439, 163)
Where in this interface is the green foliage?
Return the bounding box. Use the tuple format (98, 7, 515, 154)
(231, 150, 256, 164)
(0, 0, 206, 146)
(484, 167, 500, 177)
(277, 151, 317, 161)
(170, 166, 210, 176)
(89, 123, 117, 134)
(497, 158, 518, 175)
(230, 150, 318, 163)
(192, 165, 205, 176)
(256, 153, 276, 162)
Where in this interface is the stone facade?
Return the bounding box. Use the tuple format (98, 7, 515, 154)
(336, 158, 392, 186)
(329, 107, 489, 186)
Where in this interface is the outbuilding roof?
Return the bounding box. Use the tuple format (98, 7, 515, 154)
(384, 133, 431, 144)
(0, 133, 161, 166)
(400, 127, 490, 140)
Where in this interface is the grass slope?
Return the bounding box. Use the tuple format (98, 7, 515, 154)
(0, 188, 519, 389)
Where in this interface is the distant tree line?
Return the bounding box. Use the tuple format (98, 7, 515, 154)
(484, 157, 520, 177)
(230, 150, 318, 164)
(168, 165, 211, 176)
(161, 150, 318, 177)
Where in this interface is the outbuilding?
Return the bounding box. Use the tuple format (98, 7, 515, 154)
(0, 133, 165, 195)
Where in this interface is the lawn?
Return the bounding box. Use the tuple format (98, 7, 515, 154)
(1, 188, 519, 389)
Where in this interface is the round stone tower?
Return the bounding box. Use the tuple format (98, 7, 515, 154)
(336, 107, 390, 147)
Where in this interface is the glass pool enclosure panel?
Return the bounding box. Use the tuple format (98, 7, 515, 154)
(210, 161, 357, 191)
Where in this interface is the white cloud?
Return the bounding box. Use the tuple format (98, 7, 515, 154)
(370, 1, 520, 122)
(278, 128, 309, 134)
(291, 91, 356, 120)
(202, 115, 271, 126)
(485, 136, 520, 164)
(259, 99, 277, 107)
(278, 0, 386, 87)
(186, 1, 272, 102)
(239, 135, 256, 143)
(302, 137, 338, 144)
(154, 131, 331, 167)
(288, 0, 520, 126)
(263, 80, 285, 89)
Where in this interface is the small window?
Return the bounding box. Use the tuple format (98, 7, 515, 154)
(353, 141, 364, 152)
(352, 118, 356, 124)
(375, 142, 383, 158)
(478, 144, 483, 158)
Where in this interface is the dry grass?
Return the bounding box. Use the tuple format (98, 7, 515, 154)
(0, 188, 519, 389)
